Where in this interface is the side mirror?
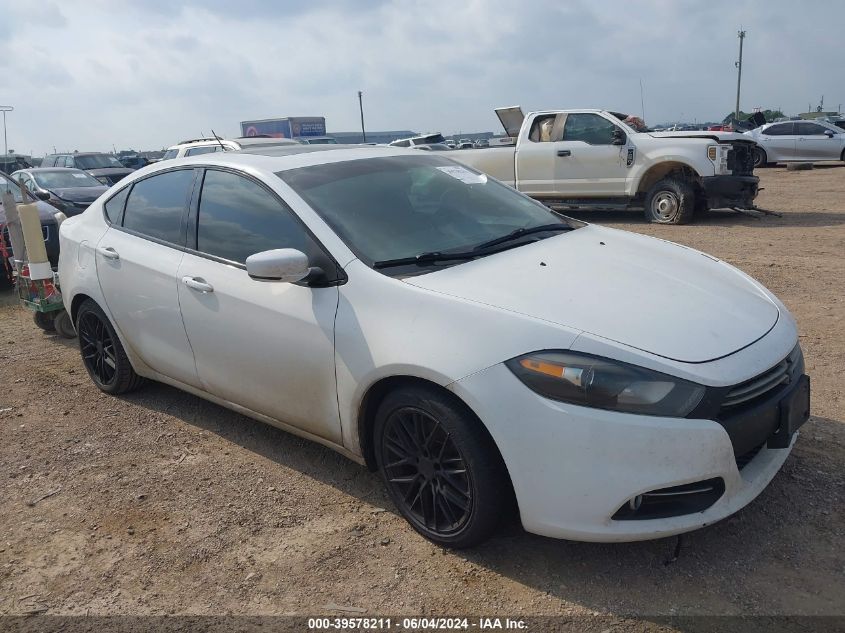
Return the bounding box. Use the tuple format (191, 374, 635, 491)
(245, 248, 310, 283)
(612, 129, 627, 145)
(35, 190, 51, 201)
(825, 130, 835, 138)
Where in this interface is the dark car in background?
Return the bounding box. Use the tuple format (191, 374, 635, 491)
(0, 154, 34, 175)
(0, 173, 61, 280)
(41, 153, 134, 185)
(11, 168, 108, 217)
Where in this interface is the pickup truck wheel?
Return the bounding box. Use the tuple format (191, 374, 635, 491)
(644, 177, 695, 224)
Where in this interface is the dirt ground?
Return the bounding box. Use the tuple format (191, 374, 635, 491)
(1, 165, 843, 629)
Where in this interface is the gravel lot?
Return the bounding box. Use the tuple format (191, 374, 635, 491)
(1, 166, 843, 628)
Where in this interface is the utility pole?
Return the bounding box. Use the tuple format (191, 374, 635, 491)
(358, 91, 366, 143)
(734, 29, 746, 122)
(0, 105, 13, 158)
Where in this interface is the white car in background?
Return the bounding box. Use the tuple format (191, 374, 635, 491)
(161, 136, 300, 160)
(746, 120, 845, 166)
(58, 146, 809, 547)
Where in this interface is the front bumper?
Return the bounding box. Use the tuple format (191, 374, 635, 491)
(449, 362, 797, 542)
(701, 175, 759, 210)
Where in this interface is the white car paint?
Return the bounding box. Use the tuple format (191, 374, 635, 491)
(59, 147, 805, 543)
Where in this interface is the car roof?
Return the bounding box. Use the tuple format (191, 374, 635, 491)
(149, 145, 418, 174)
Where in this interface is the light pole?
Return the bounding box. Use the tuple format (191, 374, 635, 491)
(0, 105, 13, 158)
(358, 91, 366, 143)
(734, 30, 746, 122)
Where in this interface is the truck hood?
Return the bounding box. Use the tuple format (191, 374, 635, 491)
(403, 225, 779, 363)
(647, 131, 756, 144)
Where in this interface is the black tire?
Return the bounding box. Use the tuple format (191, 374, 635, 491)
(33, 311, 56, 332)
(374, 385, 510, 548)
(76, 299, 145, 394)
(53, 310, 77, 339)
(644, 176, 696, 224)
(753, 147, 770, 168)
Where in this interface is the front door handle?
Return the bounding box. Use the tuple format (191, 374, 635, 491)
(557, 150, 572, 157)
(97, 247, 120, 260)
(182, 276, 214, 293)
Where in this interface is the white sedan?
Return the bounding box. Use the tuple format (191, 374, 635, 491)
(746, 119, 845, 166)
(58, 146, 809, 547)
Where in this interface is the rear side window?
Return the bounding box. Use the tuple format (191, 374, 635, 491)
(764, 123, 794, 136)
(796, 122, 829, 135)
(103, 187, 130, 224)
(185, 146, 218, 156)
(122, 169, 193, 244)
(196, 169, 330, 270)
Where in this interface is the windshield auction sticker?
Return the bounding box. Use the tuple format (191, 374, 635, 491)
(436, 166, 488, 184)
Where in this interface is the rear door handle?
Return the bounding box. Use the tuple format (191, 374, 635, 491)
(97, 247, 120, 260)
(182, 276, 214, 293)
(557, 150, 571, 157)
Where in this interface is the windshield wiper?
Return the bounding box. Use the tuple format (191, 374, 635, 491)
(472, 223, 573, 251)
(373, 250, 479, 269)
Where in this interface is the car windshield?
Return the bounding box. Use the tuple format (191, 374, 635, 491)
(0, 173, 24, 203)
(162, 149, 178, 160)
(35, 170, 103, 189)
(75, 154, 123, 169)
(278, 154, 575, 275)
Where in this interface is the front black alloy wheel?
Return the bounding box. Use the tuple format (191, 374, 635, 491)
(375, 386, 511, 548)
(381, 407, 473, 535)
(76, 300, 145, 394)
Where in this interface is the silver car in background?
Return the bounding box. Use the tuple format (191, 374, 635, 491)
(746, 120, 845, 167)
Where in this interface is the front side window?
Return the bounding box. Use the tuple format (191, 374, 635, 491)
(63, 156, 75, 168)
(278, 154, 573, 273)
(796, 122, 829, 136)
(121, 169, 193, 243)
(0, 173, 24, 202)
(196, 169, 331, 272)
(563, 113, 618, 145)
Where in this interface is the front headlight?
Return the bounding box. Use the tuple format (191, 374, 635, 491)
(506, 351, 705, 417)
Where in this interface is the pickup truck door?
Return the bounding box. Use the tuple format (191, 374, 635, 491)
(549, 113, 629, 197)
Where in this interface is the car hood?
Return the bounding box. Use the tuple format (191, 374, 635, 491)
(50, 186, 108, 202)
(647, 131, 756, 144)
(403, 225, 779, 363)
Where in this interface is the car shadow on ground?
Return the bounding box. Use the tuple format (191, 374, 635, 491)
(123, 381, 844, 620)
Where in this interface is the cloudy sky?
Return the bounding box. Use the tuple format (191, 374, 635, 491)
(1, 0, 841, 155)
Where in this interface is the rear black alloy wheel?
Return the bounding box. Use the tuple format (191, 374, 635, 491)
(375, 386, 510, 548)
(381, 407, 473, 535)
(76, 300, 145, 394)
(79, 311, 118, 387)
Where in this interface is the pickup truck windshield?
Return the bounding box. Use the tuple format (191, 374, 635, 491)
(278, 154, 574, 274)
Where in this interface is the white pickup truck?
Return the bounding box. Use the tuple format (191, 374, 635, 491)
(449, 107, 760, 224)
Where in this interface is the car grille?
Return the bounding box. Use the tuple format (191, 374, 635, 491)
(720, 345, 804, 412)
(727, 143, 755, 175)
